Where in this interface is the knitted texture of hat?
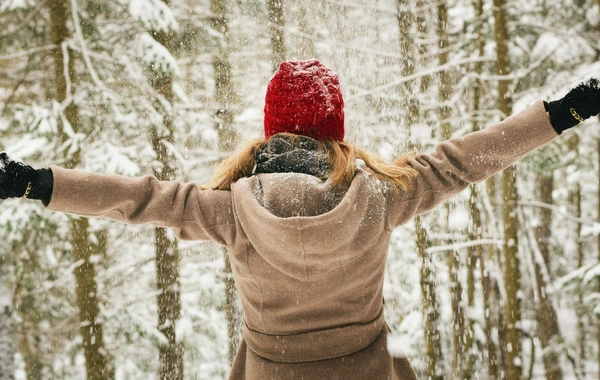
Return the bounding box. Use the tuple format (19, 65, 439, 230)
(264, 60, 345, 141)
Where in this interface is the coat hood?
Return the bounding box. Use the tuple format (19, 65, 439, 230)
(231, 171, 387, 282)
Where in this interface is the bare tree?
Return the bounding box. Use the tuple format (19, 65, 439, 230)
(266, 0, 286, 70)
(436, 1, 467, 376)
(398, 0, 443, 377)
(291, 0, 316, 59)
(143, 0, 184, 377)
(48, 0, 111, 379)
(597, 135, 600, 380)
(533, 169, 563, 380)
(0, 264, 14, 380)
(493, 0, 522, 377)
(209, 0, 242, 365)
(469, 2, 504, 377)
(465, 2, 485, 377)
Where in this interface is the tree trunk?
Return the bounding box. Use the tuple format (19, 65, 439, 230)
(71, 219, 111, 380)
(48, 1, 111, 379)
(416, 216, 444, 380)
(154, 228, 183, 380)
(502, 175, 521, 380)
(553, 128, 584, 380)
(478, 0, 504, 375)
(465, 201, 477, 380)
(397, 0, 418, 123)
(295, 1, 316, 59)
(146, 2, 183, 378)
(437, 0, 452, 141)
(590, 10, 600, 380)
(397, 1, 443, 376)
(470, 185, 500, 379)
(493, 0, 522, 377)
(465, 5, 486, 374)
(571, 137, 586, 375)
(0, 263, 14, 380)
(13, 267, 44, 380)
(534, 173, 563, 380)
(266, 0, 286, 70)
(209, 0, 242, 365)
(223, 254, 242, 365)
(470, 186, 504, 380)
(437, 2, 465, 377)
(597, 136, 600, 380)
(210, 0, 239, 153)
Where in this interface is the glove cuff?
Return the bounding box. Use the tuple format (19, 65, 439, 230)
(26, 169, 53, 205)
(544, 99, 580, 135)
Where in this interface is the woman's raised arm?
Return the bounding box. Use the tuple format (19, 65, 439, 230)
(386, 78, 600, 228)
(0, 159, 236, 245)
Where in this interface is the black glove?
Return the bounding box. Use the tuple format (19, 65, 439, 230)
(0, 152, 53, 204)
(544, 78, 600, 134)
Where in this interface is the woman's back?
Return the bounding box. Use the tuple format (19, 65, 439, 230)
(229, 170, 391, 362)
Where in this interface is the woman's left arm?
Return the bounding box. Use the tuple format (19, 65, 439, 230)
(386, 78, 600, 228)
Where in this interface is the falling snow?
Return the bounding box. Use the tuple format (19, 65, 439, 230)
(2, 0, 600, 379)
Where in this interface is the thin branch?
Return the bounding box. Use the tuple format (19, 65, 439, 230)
(61, 42, 72, 103)
(22, 259, 85, 296)
(327, 1, 397, 15)
(348, 27, 562, 103)
(68, 0, 120, 100)
(0, 56, 32, 117)
(425, 238, 503, 254)
(67, 44, 121, 64)
(0, 45, 56, 61)
(281, 25, 406, 58)
(521, 331, 535, 380)
(518, 200, 595, 225)
(518, 206, 556, 299)
(0, 0, 49, 39)
(346, 56, 496, 101)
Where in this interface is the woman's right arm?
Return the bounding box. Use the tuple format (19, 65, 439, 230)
(46, 166, 236, 244)
(0, 159, 235, 245)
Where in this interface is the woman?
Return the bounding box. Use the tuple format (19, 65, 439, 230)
(1, 60, 599, 379)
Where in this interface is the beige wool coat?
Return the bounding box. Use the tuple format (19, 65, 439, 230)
(45, 101, 558, 379)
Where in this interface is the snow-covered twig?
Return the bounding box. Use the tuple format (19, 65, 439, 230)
(461, 41, 558, 84)
(0, 58, 32, 117)
(57, 42, 81, 158)
(0, 45, 56, 61)
(23, 259, 85, 296)
(518, 207, 554, 298)
(518, 200, 595, 225)
(0, 0, 49, 39)
(67, 44, 121, 64)
(61, 42, 72, 101)
(347, 56, 495, 101)
(425, 238, 502, 254)
(68, 0, 120, 101)
(519, 207, 583, 380)
(326, 1, 396, 15)
(285, 26, 408, 59)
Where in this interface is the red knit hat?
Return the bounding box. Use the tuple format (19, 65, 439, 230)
(264, 60, 345, 141)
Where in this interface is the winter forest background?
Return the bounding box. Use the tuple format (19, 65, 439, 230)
(1, 0, 600, 379)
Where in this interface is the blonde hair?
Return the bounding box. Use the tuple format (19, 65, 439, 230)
(202, 133, 418, 191)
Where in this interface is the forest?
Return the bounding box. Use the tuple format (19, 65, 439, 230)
(2, 0, 600, 379)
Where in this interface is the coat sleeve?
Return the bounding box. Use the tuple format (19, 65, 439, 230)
(44, 166, 236, 246)
(386, 100, 559, 229)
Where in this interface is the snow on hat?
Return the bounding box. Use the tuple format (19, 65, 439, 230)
(264, 60, 345, 141)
